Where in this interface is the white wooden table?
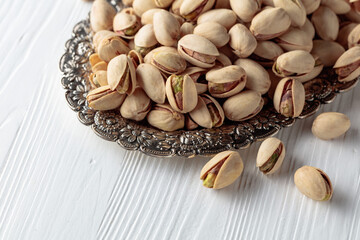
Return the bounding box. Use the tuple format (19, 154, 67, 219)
(1, 1, 359, 239)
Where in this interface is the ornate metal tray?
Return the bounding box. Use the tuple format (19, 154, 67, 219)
(60, 1, 358, 158)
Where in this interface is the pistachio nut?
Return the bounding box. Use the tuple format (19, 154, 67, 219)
(200, 151, 244, 189)
(274, 0, 306, 27)
(107, 54, 137, 95)
(98, 35, 131, 62)
(299, 18, 316, 40)
(312, 112, 351, 140)
(150, 51, 186, 74)
(267, 69, 282, 99)
(206, 65, 247, 98)
(141, 9, 162, 25)
(132, 0, 158, 17)
(214, 0, 231, 9)
(178, 34, 219, 68)
(273, 50, 315, 78)
(250, 41, 284, 67)
(302, 0, 321, 14)
(345, 9, 360, 23)
(337, 22, 358, 48)
(127, 50, 144, 69)
(223, 90, 264, 121)
(294, 166, 333, 201)
(86, 85, 126, 110)
(180, 22, 195, 38)
(348, 24, 360, 48)
(194, 22, 229, 48)
(93, 30, 118, 52)
(170, 0, 184, 16)
(113, 9, 141, 39)
(334, 46, 360, 82)
(321, 0, 351, 14)
(166, 74, 198, 113)
(90, 0, 116, 32)
(273, 78, 305, 118)
(228, 24, 257, 58)
(230, 0, 261, 22)
(189, 94, 225, 128)
(293, 56, 323, 83)
(311, 6, 339, 41)
(256, 137, 286, 175)
(154, 0, 175, 8)
(92, 61, 108, 73)
(153, 10, 180, 46)
(180, 0, 215, 21)
(311, 40, 345, 67)
(234, 59, 271, 95)
(185, 114, 199, 130)
(147, 103, 185, 131)
(136, 63, 166, 103)
(89, 53, 103, 67)
(182, 67, 208, 94)
(250, 7, 291, 40)
(120, 88, 151, 121)
(144, 46, 178, 64)
(134, 24, 158, 57)
(214, 53, 232, 68)
(275, 28, 313, 52)
(197, 9, 237, 30)
(89, 70, 108, 88)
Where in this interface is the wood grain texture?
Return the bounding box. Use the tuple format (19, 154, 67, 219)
(0, 0, 359, 239)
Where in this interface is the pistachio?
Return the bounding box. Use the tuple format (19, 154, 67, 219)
(153, 10, 180, 46)
(345, 9, 360, 23)
(178, 34, 219, 68)
(234, 59, 271, 95)
(293, 56, 323, 83)
(180, 0, 215, 21)
(154, 0, 175, 8)
(223, 90, 264, 121)
(182, 67, 208, 94)
(299, 18, 315, 39)
(229, 24, 257, 58)
(274, 0, 307, 27)
(133, 0, 158, 17)
(273, 50, 315, 78)
(113, 9, 141, 39)
(147, 103, 185, 131)
(214, 53, 232, 68)
(86, 85, 126, 110)
(89, 53, 103, 67)
(256, 138, 286, 175)
(275, 28, 313, 52)
(170, 0, 184, 16)
(89, 70, 108, 88)
(120, 88, 151, 121)
(98, 35, 131, 62)
(166, 74, 198, 113)
(214, 0, 231, 9)
(197, 9, 237, 30)
(312, 112, 351, 140)
(200, 151, 244, 189)
(90, 0, 116, 32)
(311, 6, 339, 41)
(185, 114, 199, 130)
(180, 22, 195, 38)
(134, 24, 158, 57)
(141, 9, 162, 25)
(151, 51, 186, 74)
(144, 46, 178, 64)
(250, 41, 284, 67)
(311, 40, 345, 67)
(302, 0, 321, 14)
(136, 63, 166, 103)
(250, 7, 291, 40)
(107, 54, 137, 95)
(294, 166, 333, 201)
(92, 61, 108, 73)
(273, 78, 305, 118)
(337, 23, 358, 48)
(189, 94, 225, 128)
(194, 22, 230, 48)
(334, 46, 360, 82)
(230, 0, 261, 22)
(348, 24, 360, 48)
(93, 30, 118, 52)
(321, 0, 351, 14)
(206, 65, 247, 98)
(127, 50, 144, 69)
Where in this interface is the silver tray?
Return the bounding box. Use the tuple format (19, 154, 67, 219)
(60, 1, 359, 158)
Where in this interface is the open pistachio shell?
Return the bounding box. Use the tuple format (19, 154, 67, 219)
(311, 40, 345, 67)
(230, 0, 261, 22)
(311, 6, 339, 41)
(194, 22, 229, 48)
(299, 18, 316, 40)
(321, 0, 351, 14)
(113, 9, 141, 39)
(151, 51, 186, 74)
(180, 0, 215, 21)
(229, 24, 257, 58)
(293, 59, 323, 83)
(89, 53, 103, 67)
(180, 22, 195, 38)
(182, 67, 208, 94)
(92, 61, 108, 73)
(170, 0, 184, 16)
(90, 0, 116, 32)
(134, 24, 158, 56)
(89, 70, 108, 88)
(144, 46, 178, 63)
(141, 9, 161, 25)
(120, 88, 151, 121)
(273, 50, 315, 78)
(197, 9, 237, 30)
(274, 0, 307, 27)
(348, 24, 360, 48)
(337, 23, 358, 48)
(127, 50, 144, 69)
(334, 46, 360, 82)
(312, 112, 351, 140)
(302, 0, 321, 14)
(86, 85, 126, 111)
(154, 0, 175, 8)
(256, 137, 286, 175)
(98, 35, 131, 62)
(133, 0, 158, 17)
(250, 41, 284, 67)
(147, 103, 185, 131)
(153, 10, 180, 46)
(275, 28, 313, 52)
(93, 30, 118, 52)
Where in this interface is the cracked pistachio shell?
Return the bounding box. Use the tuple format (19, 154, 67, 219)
(144, 46, 178, 63)
(274, 0, 306, 27)
(178, 34, 219, 68)
(276, 28, 313, 52)
(133, 0, 158, 17)
(345, 9, 360, 23)
(256, 138, 285, 174)
(136, 63, 165, 103)
(299, 18, 315, 39)
(273, 78, 305, 117)
(197, 9, 237, 30)
(90, 0, 116, 32)
(312, 112, 351, 140)
(337, 23, 358, 48)
(120, 88, 151, 121)
(206, 65, 247, 98)
(93, 30, 118, 52)
(182, 67, 208, 94)
(230, 0, 261, 22)
(113, 9, 141, 39)
(98, 36, 131, 62)
(229, 24, 257, 58)
(234, 59, 271, 95)
(166, 74, 198, 113)
(134, 24, 158, 56)
(334, 46, 360, 82)
(348, 24, 360, 48)
(251, 41, 284, 67)
(302, 0, 320, 14)
(200, 151, 243, 189)
(151, 51, 186, 74)
(215, 0, 231, 9)
(147, 103, 185, 131)
(294, 60, 323, 83)
(311, 40, 345, 67)
(107, 55, 137, 95)
(194, 22, 229, 48)
(154, 0, 175, 8)
(86, 85, 126, 110)
(170, 0, 184, 16)
(223, 90, 264, 121)
(250, 7, 291, 40)
(128, 50, 144, 69)
(273, 50, 315, 77)
(311, 6, 339, 41)
(294, 166, 333, 201)
(89, 70, 108, 88)
(180, 22, 195, 38)
(189, 94, 225, 128)
(153, 10, 180, 46)
(321, 0, 351, 14)
(180, 0, 215, 21)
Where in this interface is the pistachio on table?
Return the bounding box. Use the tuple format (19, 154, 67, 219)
(273, 50, 315, 78)
(153, 10, 180, 47)
(275, 28, 313, 52)
(182, 67, 208, 94)
(348, 24, 360, 48)
(197, 9, 237, 30)
(147, 103, 185, 131)
(229, 24, 257, 58)
(294, 166, 333, 201)
(230, 0, 261, 23)
(90, 0, 116, 32)
(274, 0, 306, 27)
(311, 40, 345, 67)
(312, 112, 351, 140)
(200, 151, 244, 189)
(250, 41, 284, 67)
(120, 88, 151, 121)
(113, 8, 141, 39)
(86, 85, 126, 111)
(180, 0, 215, 21)
(311, 6, 339, 41)
(334, 46, 360, 82)
(194, 22, 229, 48)
(98, 35, 131, 62)
(256, 137, 286, 175)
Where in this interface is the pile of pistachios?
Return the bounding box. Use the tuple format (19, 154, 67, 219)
(86, 0, 360, 131)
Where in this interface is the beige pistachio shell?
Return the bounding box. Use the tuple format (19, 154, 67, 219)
(153, 10, 180, 46)
(229, 24, 257, 58)
(180, 22, 195, 38)
(194, 22, 229, 48)
(136, 63, 165, 103)
(223, 90, 264, 121)
(144, 46, 178, 63)
(274, 0, 306, 27)
(89, 53, 103, 67)
(151, 51, 186, 74)
(86, 85, 126, 111)
(230, 0, 261, 22)
(128, 50, 144, 68)
(337, 23, 358, 48)
(141, 9, 162, 25)
(256, 137, 286, 175)
(299, 18, 316, 39)
(90, 0, 116, 32)
(92, 61, 108, 73)
(214, 0, 231, 9)
(311, 6, 339, 41)
(311, 40, 345, 67)
(147, 103, 185, 131)
(276, 28, 313, 52)
(134, 24, 158, 56)
(294, 166, 333, 201)
(93, 30, 118, 52)
(170, 0, 184, 16)
(197, 9, 237, 30)
(189, 95, 225, 128)
(321, 0, 351, 14)
(348, 24, 360, 48)
(334, 46, 360, 82)
(273, 78, 305, 118)
(90, 70, 108, 87)
(133, 0, 158, 17)
(98, 36, 131, 62)
(113, 9, 141, 39)
(312, 112, 351, 140)
(120, 88, 151, 121)
(154, 0, 175, 8)
(294, 63, 323, 83)
(200, 151, 244, 189)
(273, 50, 315, 77)
(180, 0, 215, 21)
(302, 0, 321, 14)
(214, 53, 232, 68)
(250, 7, 291, 40)
(182, 67, 208, 94)
(345, 9, 360, 23)
(251, 41, 283, 67)
(234, 59, 271, 95)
